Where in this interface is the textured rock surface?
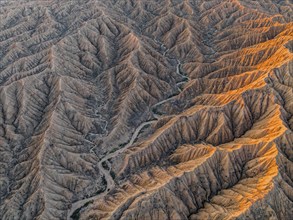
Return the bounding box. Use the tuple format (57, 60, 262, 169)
(0, 0, 292, 219)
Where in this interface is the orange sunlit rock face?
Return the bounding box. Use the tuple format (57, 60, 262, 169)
(0, 0, 292, 219)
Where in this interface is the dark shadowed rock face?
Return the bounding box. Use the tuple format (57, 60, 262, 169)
(0, 0, 292, 219)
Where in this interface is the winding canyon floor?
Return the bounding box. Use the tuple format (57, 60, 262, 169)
(0, 0, 293, 219)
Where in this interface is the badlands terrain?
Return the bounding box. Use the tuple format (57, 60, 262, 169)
(0, 0, 293, 219)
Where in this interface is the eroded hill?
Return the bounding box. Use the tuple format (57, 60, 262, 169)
(0, 0, 292, 219)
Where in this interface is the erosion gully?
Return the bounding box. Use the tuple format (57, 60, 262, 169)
(67, 40, 190, 220)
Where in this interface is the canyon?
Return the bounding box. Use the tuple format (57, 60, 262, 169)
(0, 0, 293, 219)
